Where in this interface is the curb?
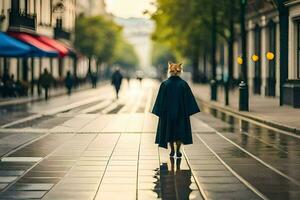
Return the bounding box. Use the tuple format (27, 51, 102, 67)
(0, 82, 108, 108)
(196, 97, 300, 135)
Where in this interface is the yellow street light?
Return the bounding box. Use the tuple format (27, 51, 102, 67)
(266, 52, 275, 60)
(237, 56, 243, 65)
(251, 54, 259, 62)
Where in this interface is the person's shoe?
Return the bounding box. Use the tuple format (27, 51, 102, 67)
(169, 151, 175, 157)
(176, 151, 182, 158)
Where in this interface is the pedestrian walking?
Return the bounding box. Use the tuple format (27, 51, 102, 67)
(2, 69, 10, 97)
(39, 68, 53, 100)
(111, 68, 123, 99)
(7, 74, 16, 97)
(64, 71, 74, 95)
(152, 62, 200, 157)
(91, 72, 98, 88)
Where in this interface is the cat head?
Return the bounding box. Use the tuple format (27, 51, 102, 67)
(168, 62, 183, 76)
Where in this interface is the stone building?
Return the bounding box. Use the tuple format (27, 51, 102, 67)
(212, 0, 300, 108)
(0, 0, 83, 95)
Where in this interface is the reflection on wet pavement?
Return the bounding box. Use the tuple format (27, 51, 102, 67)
(0, 80, 299, 199)
(154, 157, 192, 200)
(196, 105, 300, 200)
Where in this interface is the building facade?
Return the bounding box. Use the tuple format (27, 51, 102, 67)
(213, 0, 300, 108)
(0, 0, 83, 95)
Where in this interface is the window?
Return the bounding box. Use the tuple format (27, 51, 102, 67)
(254, 25, 261, 78)
(268, 20, 276, 79)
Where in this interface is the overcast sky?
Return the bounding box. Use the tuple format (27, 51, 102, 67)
(105, 0, 155, 18)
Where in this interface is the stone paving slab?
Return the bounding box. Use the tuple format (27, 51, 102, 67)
(0, 80, 298, 199)
(192, 84, 300, 134)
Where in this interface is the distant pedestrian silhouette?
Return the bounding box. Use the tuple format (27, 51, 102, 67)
(39, 69, 53, 100)
(1, 69, 10, 97)
(111, 68, 123, 99)
(65, 71, 74, 95)
(152, 62, 200, 157)
(91, 72, 98, 88)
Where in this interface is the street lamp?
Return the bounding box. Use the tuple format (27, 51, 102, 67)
(251, 54, 259, 62)
(266, 52, 275, 60)
(238, 0, 249, 111)
(237, 56, 243, 65)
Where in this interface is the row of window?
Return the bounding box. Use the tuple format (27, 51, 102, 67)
(1, 0, 75, 28)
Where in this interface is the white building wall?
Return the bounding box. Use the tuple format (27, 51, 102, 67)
(246, 9, 281, 97)
(0, 0, 10, 32)
(233, 41, 240, 80)
(261, 17, 268, 96)
(247, 20, 255, 91)
(276, 23, 280, 96)
(288, 4, 300, 79)
(0, 0, 77, 81)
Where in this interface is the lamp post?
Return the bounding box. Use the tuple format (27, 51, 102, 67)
(237, 56, 249, 111)
(210, 1, 217, 101)
(238, 0, 249, 111)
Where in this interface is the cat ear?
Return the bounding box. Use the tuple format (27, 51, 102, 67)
(179, 63, 183, 67)
(168, 61, 172, 67)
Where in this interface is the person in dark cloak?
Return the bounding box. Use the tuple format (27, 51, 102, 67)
(111, 68, 123, 99)
(152, 62, 200, 157)
(64, 71, 74, 95)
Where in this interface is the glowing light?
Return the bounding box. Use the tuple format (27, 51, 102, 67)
(237, 56, 243, 65)
(266, 52, 275, 60)
(251, 54, 259, 62)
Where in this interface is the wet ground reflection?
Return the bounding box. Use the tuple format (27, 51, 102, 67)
(154, 157, 192, 200)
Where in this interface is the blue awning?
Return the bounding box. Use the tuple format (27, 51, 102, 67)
(0, 32, 31, 57)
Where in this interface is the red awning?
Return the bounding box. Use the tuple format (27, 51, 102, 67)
(7, 32, 58, 57)
(57, 39, 79, 58)
(35, 35, 69, 57)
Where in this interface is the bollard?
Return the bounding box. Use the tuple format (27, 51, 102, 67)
(239, 81, 249, 111)
(210, 79, 217, 101)
(224, 81, 229, 106)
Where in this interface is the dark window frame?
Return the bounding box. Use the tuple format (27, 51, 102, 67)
(254, 24, 261, 78)
(268, 20, 276, 79)
(297, 20, 300, 79)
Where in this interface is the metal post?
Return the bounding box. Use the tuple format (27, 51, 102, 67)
(239, 0, 249, 111)
(277, 2, 289, 106)
(239, 81, 249, 111)
(210, 79, 217, 101)
(31, 57, 34, 95)
(225, 81, 229, 106)
(211, 1, 218, 101)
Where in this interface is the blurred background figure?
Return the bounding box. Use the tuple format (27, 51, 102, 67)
(111, 68, 123, 99)
(39, 69, 53, 101)
(7, 74, 16, 97)
(90, 72, 98, 88)
(126, 72, 131, 84)
(65, 71, 74, 96)
(136, 70, 144, 84)
(1, 69, 10, 97)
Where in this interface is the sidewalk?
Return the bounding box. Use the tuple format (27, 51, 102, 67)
(192, 84, 300, 134)
(0, 83, 102, 107)
(0, 79, 298, 199)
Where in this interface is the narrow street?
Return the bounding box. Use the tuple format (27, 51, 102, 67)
(0, 80, 298, 200)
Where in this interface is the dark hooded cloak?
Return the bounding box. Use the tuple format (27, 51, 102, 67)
(152, 76, 200, 148)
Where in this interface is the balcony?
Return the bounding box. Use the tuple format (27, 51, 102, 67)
(54, 27, 71, 40)
(8, 10, 36, 32)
